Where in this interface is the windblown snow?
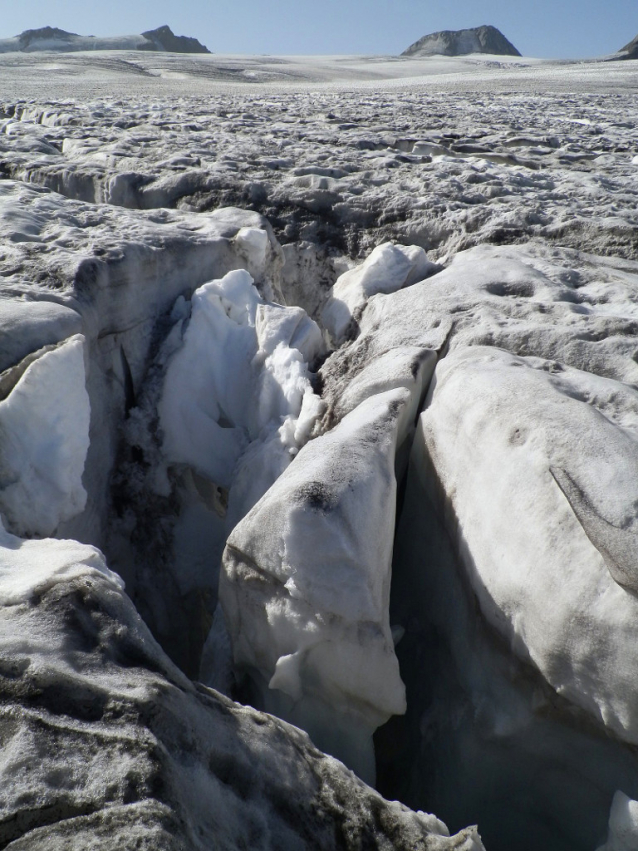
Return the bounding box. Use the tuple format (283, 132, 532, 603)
(0, 46, 637, 851)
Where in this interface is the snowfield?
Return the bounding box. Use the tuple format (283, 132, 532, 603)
(0, 49, 637, 851)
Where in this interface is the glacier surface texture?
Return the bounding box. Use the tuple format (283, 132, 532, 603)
(0, 47, 637, 851)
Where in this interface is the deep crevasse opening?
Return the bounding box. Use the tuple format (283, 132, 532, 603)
(2, 203, 638, 851)
(102, 237, 437, 785)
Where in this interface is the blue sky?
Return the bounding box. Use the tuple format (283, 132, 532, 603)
(2, 0, 637, 58)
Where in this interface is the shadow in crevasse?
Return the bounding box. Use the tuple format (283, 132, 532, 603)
(375, 427, 638, 851)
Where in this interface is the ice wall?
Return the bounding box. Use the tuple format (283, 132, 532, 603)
(0, 335, 90, 538)
(419, 346, 638, 744)
(221, 388, 410, 784)
(321, 242, 438, 345)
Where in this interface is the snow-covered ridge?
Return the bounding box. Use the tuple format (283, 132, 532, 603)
(0, 24, 210, 54)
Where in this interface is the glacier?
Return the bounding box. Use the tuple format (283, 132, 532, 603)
(0, 46, 637, 851)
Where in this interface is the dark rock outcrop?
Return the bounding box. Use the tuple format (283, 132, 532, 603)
(141, 25, 210, 54)
(402, 25, 521, 58)
(17, 27, 78, 49)
(617, 34, 638, 59)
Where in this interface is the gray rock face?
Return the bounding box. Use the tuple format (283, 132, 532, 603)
(402, 25, 521, 58)
(17, 27, 78, 49)
(618, 34, 638, 59)
(140, 25, 211, 54)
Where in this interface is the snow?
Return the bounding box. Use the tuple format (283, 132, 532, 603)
(221, 387, 415, 784)
(0, 520, 122, 605)
(0, 298, 82, 373)
(158, 267, 323, 508)
(419, 345, 638, 743)
(316, 237, 638, 848)
(321, 242, 438, 344)
(597, 793, 638, 851)
(0, 335, 90, 538)
(0, 516, 478, 851)
(1, 49, 638, 849)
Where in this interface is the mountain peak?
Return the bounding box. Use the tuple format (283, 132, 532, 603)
(17, 27, 78, 49)
(141, 25, 210, 54)
(402, 25, 521, 58)
(618, 34, 638, 59)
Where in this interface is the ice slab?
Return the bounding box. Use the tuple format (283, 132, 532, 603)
(0, 524, 481, 851)
(0, 298, 82, 373)
(0, 335, 90, 538)
(419, 345, 638, 744)
(597, 793, 638, 851)
(321, 242, 438, 344)
(221, 387, 416, 783)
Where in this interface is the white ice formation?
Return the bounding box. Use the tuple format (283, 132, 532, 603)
(0, 515, 480, 851)
(1, 53, 638, 851)
(159, 267, 323, 505)
(321, 242, 438, 344)
(0, 335, 90, 537)
(222, 388, 409, 784)
(597, 793, 638, 851)
(419, 346, 638, 742)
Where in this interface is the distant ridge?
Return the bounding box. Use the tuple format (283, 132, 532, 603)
(140, 25, 210, 54)
(0, 24, 210, 54)
(617, 34, 638, 60)
(18, 27, 79, 49)
(402, 25, 521, 58)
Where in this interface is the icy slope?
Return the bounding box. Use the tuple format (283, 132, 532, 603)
(316, 240, 638, 850)
(0, 176, 487, 847)
(221, 388, 411, 784)
(0, 334, 89, 537)
(2, 82, 637, 273)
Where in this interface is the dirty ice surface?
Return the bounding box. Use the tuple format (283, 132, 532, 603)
(0, 50, 638, 851)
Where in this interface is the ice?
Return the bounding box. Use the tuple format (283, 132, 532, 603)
(387, 420, 638, 850)
(0, 299, 82, 373)
(221, 387, 414, 784)
(597, 793, 638, 851)
(116, 266, 327, 676)
(0, 520, 122, 605)
(2, 50, 638, 849)
(158, 268, 323, 500)
(418, 345, 638, 743)
(158, 270, 259, 487)
(321, 242, 438, 344)
(0, 335, 90, 538)
(316, 239, 638, 848)
(0, 517, 478, 851)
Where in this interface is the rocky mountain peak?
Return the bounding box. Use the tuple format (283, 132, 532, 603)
(402, 24, 521, 58)
(141, 25, 210, 54)
(17, 26, 78, 48)
(618, 33, 638, 59)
